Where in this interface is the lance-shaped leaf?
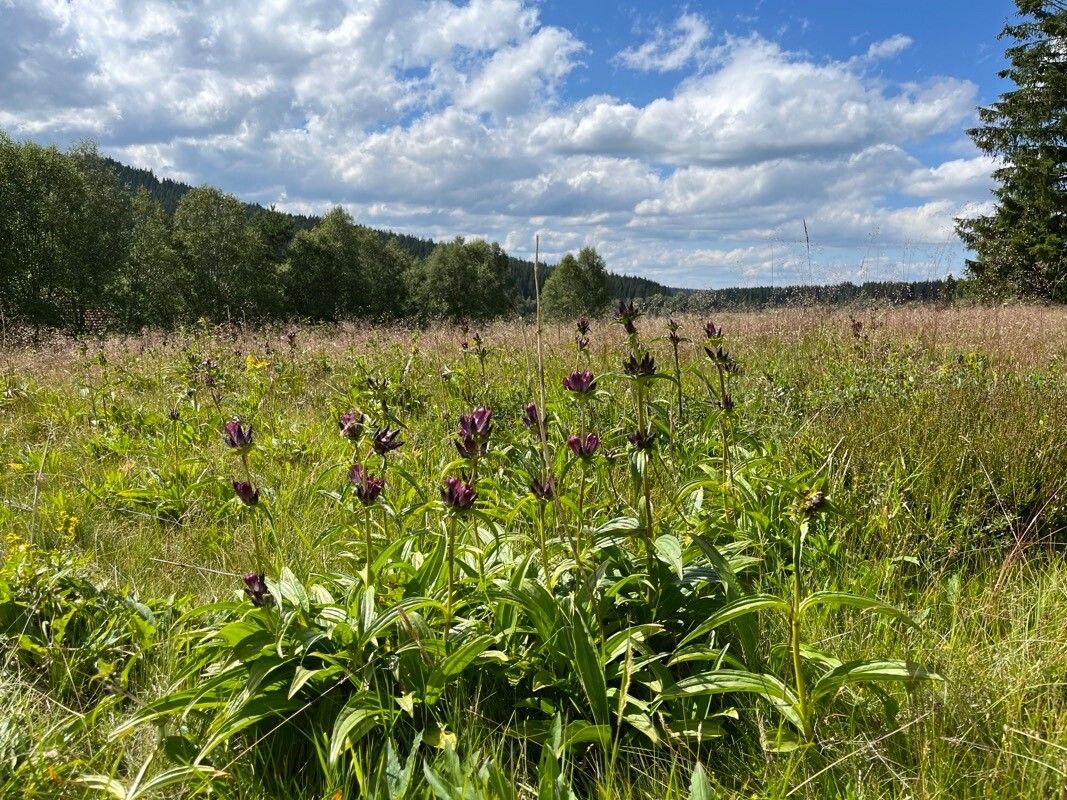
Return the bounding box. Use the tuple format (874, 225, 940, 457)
(678, 595, 790, 649)
(812, 659, 944, 703)
(799, 591, 917, 625)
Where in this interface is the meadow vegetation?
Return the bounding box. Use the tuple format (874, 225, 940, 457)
(1, 304, 1065, 799)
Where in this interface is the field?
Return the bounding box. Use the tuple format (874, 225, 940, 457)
(1, 305, 1066, 799)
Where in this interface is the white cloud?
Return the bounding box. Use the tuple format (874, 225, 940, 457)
(0, 1, 992, 287)
(866, 34, 913, 60)
(614, 12, 712, 73)
(535, 36, 975, 166)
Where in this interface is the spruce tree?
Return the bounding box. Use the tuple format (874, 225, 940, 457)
(956, 0, 1067, 301)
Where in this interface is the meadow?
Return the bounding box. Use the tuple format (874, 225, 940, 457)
(1, 304, 1065, 799)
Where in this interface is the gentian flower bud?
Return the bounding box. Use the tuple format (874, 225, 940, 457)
(704, 320, 722, 339)
(459, 407, 493, 440)
(454, 431, 482, 459)
(719, 394, 735, 412)
(563, 371, 597, 395)
(243, 572, 271, 607)
(372, 428, 404, 455)
(441, 476, 477, 511)
(623, 351, 656, 377)
(339, 411, 366, 442)
(567, 432, 600, 459)
(628, 429, 656, 450)
(576, 336, 589, 351)
(168, 409, 181, 421)
(222, 418, 254, 453)
(232, 480, 259, 506)
(576, 317, 591, 335)
(349, 464, 385, 505)
(614, 300, 641, 335)
(531, 477, 555, 501)
(704, 345, 734, 370)
(667, 319, 682, 346)
(522, 403, 541, 431)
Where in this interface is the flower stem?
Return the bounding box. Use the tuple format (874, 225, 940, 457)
(791, 519, 812, 740)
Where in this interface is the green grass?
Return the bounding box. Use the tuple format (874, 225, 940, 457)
(0, 305, 1065, 799)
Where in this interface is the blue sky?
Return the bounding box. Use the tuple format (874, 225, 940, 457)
(0, 0, 1017, 287)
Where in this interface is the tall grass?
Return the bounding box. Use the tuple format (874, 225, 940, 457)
(0, 305, 1064, 798)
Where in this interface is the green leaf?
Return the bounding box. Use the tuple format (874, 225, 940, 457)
(799, 591, 916, 625)
(655, 534, 683, 578)
(812, 659, 944, 703)
(424, 634, 495, 704)
(329, 693, 392, 765)
(568, 607, 610, 728)
(678, 595, 790, 649)
(688, 763, 712, 800)
(274, 567, 309, 613)
(663, 669, 804, 731)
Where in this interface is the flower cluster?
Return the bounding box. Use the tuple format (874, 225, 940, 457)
(339, 411, 366, 442)
(614, 300, 641, 336)
(349, 464, 385, 506)
(623, 351, 656, 378)
(628, 429, 656, 451)
(530, 476, 555, 501)
(563, 370, 597, 396)
(222, 418, 254, 453)
(441, 476, 477, 511)
(232, 480, 259, 506)
(243, 572, 271, 607)
(667, 318, 682, 347)
(455, 407, 493, 459)
(522, 403, 542, 434)
(567, 433, 600, 459)
(372, 428, 404, 456)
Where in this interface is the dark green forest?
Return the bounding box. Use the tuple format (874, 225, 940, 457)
(103, 158, 676, 311)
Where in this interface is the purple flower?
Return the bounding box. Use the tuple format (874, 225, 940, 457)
(243, 572, 271, 607)
(459, 407, 493, 440)
(339, 411, 366, 442)
(168, 409, 181, 421)
(567, 432, 600, 459)
(623, 351, 656, 377)
(372, 428, 404, 456)
(531, 476, 555, 501)
(576, 317, 591, 335)
(522, 403, 541, 431)
(719, 394, 735, 412)
(454, 431, 483, 459)
(667, 319, 682, 346)
(563, 371, 597, 396)
(349, 464, 385, 505)
(704, 320, 723, 340)
(576, 335, 589, 351)
(232, 480, 259, 506)
(456, 407, 492, 459)
(704, 345, 734, 370)
(628, 429, 656, 450)
(441, 476, 477, 511)
(614, 300, 641, 335)
(222, 418, 254, 453)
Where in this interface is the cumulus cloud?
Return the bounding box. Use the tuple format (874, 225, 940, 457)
(0, 0, 990, 287)
(866, 34, 914, 60)
(614, 12, 713, 73)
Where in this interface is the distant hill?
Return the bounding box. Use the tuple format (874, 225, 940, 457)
(103, 158, 683, 305)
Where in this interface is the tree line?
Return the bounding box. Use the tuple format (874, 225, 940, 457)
(0, 136, 673, 334)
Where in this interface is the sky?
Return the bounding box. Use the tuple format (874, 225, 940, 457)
(0, 0, 1016, 288)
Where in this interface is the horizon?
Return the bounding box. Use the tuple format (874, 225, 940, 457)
(1, 0, 1013, 289)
